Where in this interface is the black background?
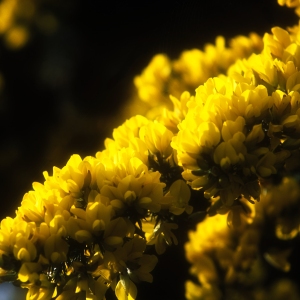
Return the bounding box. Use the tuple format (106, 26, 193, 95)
(0, 0, 297, 299)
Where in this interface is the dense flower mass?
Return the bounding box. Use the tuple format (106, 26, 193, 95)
(0, 142, 188, 299)
(0, 116, 193, 299)
(133, 33, 263, 110)
(184, 177, 300, 300)
(1, 0, 300, 299)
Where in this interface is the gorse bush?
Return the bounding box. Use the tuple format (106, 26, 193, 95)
(1, 0, 300, 299)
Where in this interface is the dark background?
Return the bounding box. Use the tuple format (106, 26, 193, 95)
(0, 0, 297, 299)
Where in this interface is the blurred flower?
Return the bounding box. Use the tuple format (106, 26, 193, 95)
(133, 32, 263, 115)
(260, 177, 300, 240)
(185, 209, 264, 298)
(278, 0, 300, 16)
(134, 54, 172, 106)
(0, 0, 58, 49)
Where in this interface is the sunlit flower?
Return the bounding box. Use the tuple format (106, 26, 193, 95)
(98, 149, 165, 217)
(17, 189, 45, 223)
(3, 3, 300, 299)
(139, 121, 174, 158)
(133, 31, 263, 112)
(107, 115, 149, 150)
(134, 54, 172, 106)
(173, 34, 263, 89)
(158, 91, 192, 133)
(143, 218, 178, 255)
(104, 236, 158, 300)
(161, 179, 192, 215)
(22, 273, 56, 300)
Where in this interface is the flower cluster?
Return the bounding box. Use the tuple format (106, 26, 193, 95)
(133, 33, 263, 112)
(0, 117, 192, 299)
(1, 0, 300, 299)
(185, 177, 300, 300)
(172, 22, 300, 214)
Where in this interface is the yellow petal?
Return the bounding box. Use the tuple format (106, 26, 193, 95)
(75, 230, 93, 243)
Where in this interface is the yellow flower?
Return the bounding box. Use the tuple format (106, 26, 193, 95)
(264, 27, 292, 59)
(0, 217, 18, 254)
(161, 179, 192, 215)
(245, 124, 265, 148)
(278, 0, 300, 16)
(214, 117, 247, 169)
(132, 31, 263, 113)
(134, 54, 172, 106)
(13, 233, 37, 262)
(108, 115, 149, 150)
(173, 121, 220, 171)
(0, 217, 38, 264)
(23, 273, 56, 300)
(139, 121, 174, 158)
(4, 4, 300, 299)
(43, 234, 69, 264)
(158, 91, 192, 133)
(261, 177, 300, 240)
(68, 197, 133, 249)
(185, 208, 263, 297)
(18, 262, 41, 283)
(185, 214, 229, 261)
(173, 48, 207, 86)
(172, 34, 263, 90)
(115, 276, 138, 300)
(96, 146, 166, 219)
(185, 280, 221, 300)
(286, 71, 300, 93)
(144, 219, 178, 255)
(85, 196, 115, 236)
(18, 188, 45, 223)
(255, 150, 277, 177)
(172, 56, 293, 205)
(103, 236, 158, 300)
(100, 170, 164, 216)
